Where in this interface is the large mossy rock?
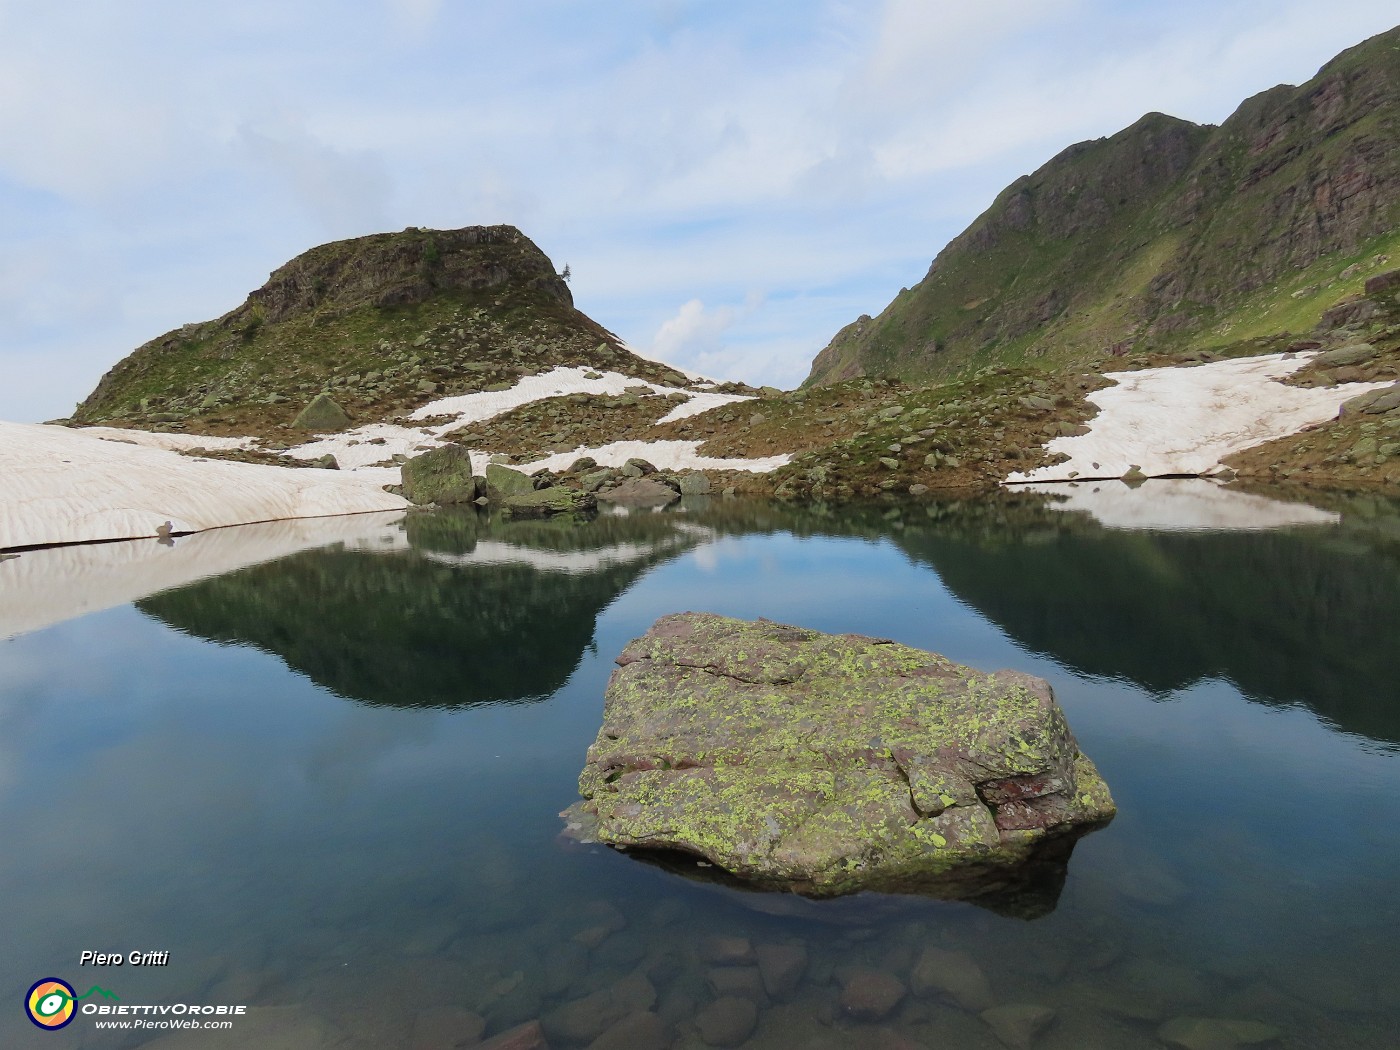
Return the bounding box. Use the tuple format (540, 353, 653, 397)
(564, 612, 1115, 898)
(401, 444, 477, 505)
(292, 393, 352, 431)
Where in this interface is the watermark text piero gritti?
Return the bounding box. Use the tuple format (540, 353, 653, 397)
(80, 950, 170, 966)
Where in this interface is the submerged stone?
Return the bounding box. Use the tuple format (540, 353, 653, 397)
(563, 613, 1115, 899)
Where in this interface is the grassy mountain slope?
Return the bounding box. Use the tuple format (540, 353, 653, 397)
(808, 25, 1400, 385)
(74, 225, 692, 438)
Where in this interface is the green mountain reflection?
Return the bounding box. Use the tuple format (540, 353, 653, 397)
(885, 493, 1400, 745)
(138, 490, 1400, 743)
(138, 509, 705, 708)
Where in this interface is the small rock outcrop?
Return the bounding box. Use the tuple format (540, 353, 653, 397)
(563, 613, 1114, 898)
(597, 476, 681, 507)
(1340, 381, 1400, 416)
(292, 393, 352, 432)
(485, 463, 536, 500)
(499, 487, 597, 520)
(401, 444, 477, 505)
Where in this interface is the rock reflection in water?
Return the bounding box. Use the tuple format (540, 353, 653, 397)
(609, 823, 1101, 921)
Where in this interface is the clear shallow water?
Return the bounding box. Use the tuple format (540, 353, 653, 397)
(3, 490, 1400, 1048)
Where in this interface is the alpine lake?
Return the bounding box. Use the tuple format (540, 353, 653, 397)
(3, 481, 1399, 1049)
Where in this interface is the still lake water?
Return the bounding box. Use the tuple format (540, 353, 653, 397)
(3, 486, 1399, 1048)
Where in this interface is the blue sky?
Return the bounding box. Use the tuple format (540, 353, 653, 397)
(1, 0, 1397, 421)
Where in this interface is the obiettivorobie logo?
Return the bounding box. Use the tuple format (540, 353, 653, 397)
(24, 976, 247, 1033)
(25, 979, 119, 1030)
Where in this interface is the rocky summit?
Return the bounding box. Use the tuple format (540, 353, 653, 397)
(73, 224, 686, 439)
(563, 612, 1114, 898)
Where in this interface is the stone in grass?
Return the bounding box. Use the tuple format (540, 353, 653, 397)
(563, 613, 1115, 899)
(981, 1003, 1056, 1049)
(694, 996, 758, 1047)
(401, 444, 477, 505)
(500, 487, 597, 520)
(291, 393, 351, 431)
(1156, 1017, 1282, 1050)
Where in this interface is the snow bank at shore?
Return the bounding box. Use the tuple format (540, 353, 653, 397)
(1, 365, 784, 550)
(1006, 353, 1393, 484)
(0, 421, 407, 549)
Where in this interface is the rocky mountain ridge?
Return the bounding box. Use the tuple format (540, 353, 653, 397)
(74, 225, 698, 439)
(808, 24, 1400, 386)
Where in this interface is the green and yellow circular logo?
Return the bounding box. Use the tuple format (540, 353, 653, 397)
(26, 978, 76, 1030)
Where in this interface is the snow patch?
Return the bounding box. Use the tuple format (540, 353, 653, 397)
(0, 421, 407, 549)
(519, 439, 791, 475)
(1006, 353, 1394, 484)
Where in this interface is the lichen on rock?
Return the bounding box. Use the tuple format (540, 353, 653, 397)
(563, 612, 1114, 898)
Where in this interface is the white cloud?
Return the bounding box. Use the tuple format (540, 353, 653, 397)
(386, 0, 443, 33)
(2, 0, 1400, 420)
(237, 120, 393, 237)
(650, 298, 740, 366)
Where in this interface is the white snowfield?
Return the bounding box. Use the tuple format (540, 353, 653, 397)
(0, 365, 783, 550)
(1005, 353, 1394, 484)
(519, 440, 791, 475)
(1021, 479, 1339, 532)
(0, 421, 409, 549)
(286, 365, 767, 470)
(6, 352, 1371, 552)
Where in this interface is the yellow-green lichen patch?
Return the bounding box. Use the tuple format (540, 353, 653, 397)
(572, 612, 1116, 897)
